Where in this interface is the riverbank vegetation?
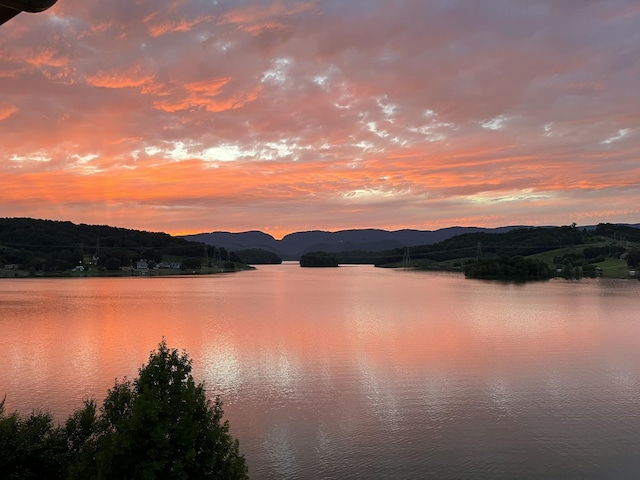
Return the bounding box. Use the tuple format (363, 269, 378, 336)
(0, 341, 248, 479)
(464, 256, 552, 280)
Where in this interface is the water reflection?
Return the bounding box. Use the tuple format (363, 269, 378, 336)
(2, 269, 640, 478)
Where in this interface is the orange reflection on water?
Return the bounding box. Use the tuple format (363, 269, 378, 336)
(0, 271, 637, 422)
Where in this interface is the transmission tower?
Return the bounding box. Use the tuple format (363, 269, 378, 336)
(403, 247, 411, 267)
(93, 237, 100, 260)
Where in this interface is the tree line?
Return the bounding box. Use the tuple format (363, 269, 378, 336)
(464, 256, 552, 280)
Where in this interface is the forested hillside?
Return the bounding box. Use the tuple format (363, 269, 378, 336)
(0, 218, 241, 275)
(372, 224, 587, 265)
(369, 223, 640, 280)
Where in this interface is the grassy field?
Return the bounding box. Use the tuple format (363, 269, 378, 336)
(528, 243, 638, 279)
(592, 258, 637, 279)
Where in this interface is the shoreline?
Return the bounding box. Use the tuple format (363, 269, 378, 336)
(0, 265, 255, 279)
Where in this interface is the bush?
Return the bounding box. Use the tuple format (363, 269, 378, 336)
(0, 341, 248, 479)
(0, 400, 69, 479)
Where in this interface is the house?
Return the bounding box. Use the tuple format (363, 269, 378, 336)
(136, 261, 149, 270)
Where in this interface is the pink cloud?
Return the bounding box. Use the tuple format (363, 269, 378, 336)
(0, 0, 638, 236)
(146, 15, 214, 38)
(86, 65, 155, 89)
(0, 101, 17, 120)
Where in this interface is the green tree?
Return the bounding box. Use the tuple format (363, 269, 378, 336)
(0, 398, 69, 479)
(64, 400, 101, 480)
(626, 248, 640, 268)
(142, 249, 163, 263)
(104, 257, 122, 271)
(1, 342, 247, 480)
(464, 256, 552, 280)
(96, 340, 248, 479)
(182, 257, 203, 270)
(100, 249, 131, 268)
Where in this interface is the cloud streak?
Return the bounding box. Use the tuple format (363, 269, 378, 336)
(1, 0, 639, 237)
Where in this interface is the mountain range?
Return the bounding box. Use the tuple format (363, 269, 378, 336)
(182, 226, 531, 260)
(182, 224, 640, 260)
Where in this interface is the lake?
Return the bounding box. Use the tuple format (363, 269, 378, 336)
(2, 264, 640, 479)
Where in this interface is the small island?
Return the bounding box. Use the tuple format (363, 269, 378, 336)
(300, 251, 339, 267)
(234, 248, 282, 265)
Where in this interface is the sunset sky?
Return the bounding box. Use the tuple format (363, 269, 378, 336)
(1, 0, 639, 238)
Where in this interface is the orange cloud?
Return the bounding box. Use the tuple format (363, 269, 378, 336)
(86, 65, 155, 89)
(146, 15, 214, 38)
(152, 77, 262, 113)
(24, 48, 69, 68)
(221, 1, 316, 28)
(1, 0, 639, 236)
(0, 102, 17, 120)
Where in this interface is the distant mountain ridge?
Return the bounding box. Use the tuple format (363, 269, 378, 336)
(181, 226, 529, 260)
(2, 218, 638, 264)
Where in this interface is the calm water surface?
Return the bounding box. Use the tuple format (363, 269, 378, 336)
(2, 264, 640, 479)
